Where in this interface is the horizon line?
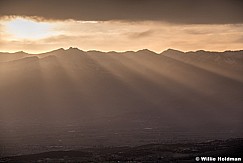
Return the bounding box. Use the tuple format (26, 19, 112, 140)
(1, 47, 243, 55)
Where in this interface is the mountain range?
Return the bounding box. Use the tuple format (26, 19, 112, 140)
(0, 48, 243, 157)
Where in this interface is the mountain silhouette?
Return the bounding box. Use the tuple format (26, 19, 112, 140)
(0, 48, 243, 157)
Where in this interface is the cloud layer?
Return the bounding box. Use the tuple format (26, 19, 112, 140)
(1, 18, 243, 53)
(1, 0, 243, 24)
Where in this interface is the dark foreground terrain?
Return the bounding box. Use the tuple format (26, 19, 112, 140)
(1, 138, 242, 163)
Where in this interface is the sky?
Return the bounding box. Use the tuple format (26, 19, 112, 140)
(0, 0, 243, 53)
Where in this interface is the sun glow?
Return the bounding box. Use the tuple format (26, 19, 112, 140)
(5, 17, 55, 40)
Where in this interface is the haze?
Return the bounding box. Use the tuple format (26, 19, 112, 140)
(0, 0, 243, 160)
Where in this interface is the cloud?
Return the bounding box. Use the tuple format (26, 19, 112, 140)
(234, 36, 243, 43)
(0, 0, 243, 24)
(1, 19, 243, 53)
(128, 30, 155, 39)
(184, 29, 214, 35)
(0, 23, 11, 42)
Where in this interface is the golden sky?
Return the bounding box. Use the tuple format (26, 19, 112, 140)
(0, 16, 243, 53)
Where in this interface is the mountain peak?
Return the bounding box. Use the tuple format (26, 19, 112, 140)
(161, 49, 184, 55)
(65, 47, 85, 54)
(164, 48, 183, 53)
(67, 47, 81, 51)
(136, 49, 156, 54)
(51, 48, 65, 53)
(14, 51, 28, 55)
(57, 48, 65, 51)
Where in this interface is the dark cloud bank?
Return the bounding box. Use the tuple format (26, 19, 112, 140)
(0, 0, 243, 24)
